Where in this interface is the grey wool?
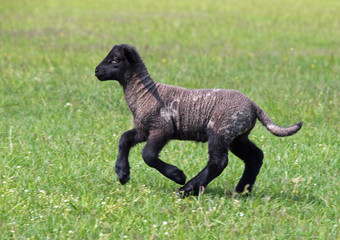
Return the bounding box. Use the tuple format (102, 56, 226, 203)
(95, 44, 303, 197)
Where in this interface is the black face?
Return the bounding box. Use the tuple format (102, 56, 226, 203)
(95, 46, 124, 81)
(95, 44, 139, 82)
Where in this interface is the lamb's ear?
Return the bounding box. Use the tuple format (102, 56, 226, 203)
(121, 44, 139, 64)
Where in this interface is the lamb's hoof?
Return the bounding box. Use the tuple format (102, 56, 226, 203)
(177, 190, 187, 198)
(169, 169, 186, 185)
(178, 185, 199, 198)
(116, 168, 130, 185)
(118, 174, 130, 185)
(234, 184, 252, 196)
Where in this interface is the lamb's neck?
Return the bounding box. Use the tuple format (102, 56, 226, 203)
(123, 73, 163, 116)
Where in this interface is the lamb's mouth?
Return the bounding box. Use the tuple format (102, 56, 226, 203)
(95, 73, 106, 80)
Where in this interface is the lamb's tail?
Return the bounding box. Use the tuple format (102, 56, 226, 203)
(254, 103, 303, 137)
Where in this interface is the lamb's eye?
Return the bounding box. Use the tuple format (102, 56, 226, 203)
(111, 57, 120, 64)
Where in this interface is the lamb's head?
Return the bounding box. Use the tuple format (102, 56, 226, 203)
(95, 44, 144, 84)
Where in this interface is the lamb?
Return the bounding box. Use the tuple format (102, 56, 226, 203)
(94, 44, 303, 197)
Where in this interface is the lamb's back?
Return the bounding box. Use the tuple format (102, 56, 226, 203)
(158, 84, 255, 141)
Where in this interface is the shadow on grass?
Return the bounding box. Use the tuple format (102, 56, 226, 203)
(202, 186, 326, 205)
(115, 176, 325, 206)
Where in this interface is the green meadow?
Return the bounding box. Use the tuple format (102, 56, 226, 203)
(0, 0, 339, 239)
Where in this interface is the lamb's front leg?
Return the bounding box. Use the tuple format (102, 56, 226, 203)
(142, 129, 186, 185)
(116, 129, 147, 184)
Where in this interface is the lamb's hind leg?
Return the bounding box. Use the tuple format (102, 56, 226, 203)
(178, 136, 229, 197)
(230, 134, 263, 194)
(116, 129, 147, 184)
(142, 129, 186, 185)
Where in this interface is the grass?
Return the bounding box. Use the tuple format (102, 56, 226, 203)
(0, 0, 339, 239)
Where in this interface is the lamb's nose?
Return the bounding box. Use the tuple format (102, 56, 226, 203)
(95, 67, 99, 73)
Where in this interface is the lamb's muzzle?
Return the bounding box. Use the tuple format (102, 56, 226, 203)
(94, 44, 303, 197)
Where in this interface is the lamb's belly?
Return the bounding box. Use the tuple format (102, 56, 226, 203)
(173, 129, 208, 142)
(173, 117, 209, 142)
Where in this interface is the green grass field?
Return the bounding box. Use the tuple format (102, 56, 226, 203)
(1, 0, 339, 239)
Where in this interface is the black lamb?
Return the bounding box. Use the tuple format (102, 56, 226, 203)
(94, 44, 303, 197)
